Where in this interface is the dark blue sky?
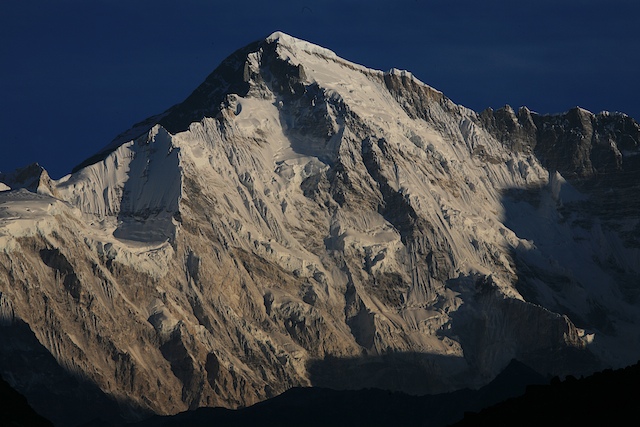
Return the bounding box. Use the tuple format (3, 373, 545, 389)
(2, 0, 639, 178)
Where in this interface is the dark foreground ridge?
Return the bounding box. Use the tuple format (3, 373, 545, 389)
(126, 358, 639, 427)
(1, 352, 638, 427)
(127, 359, 545, 427)
(0, 374, 53, 427)
(452, 359, 640, 427)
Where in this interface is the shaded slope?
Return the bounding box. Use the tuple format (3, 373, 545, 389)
(0, 319, 142, 427)
(127, 359, 547, 427)
(0, 373, 53, 427)
(452, 359, 640, 426)
(1, 31, 639, 427)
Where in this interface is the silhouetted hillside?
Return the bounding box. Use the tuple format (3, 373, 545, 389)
(452, 360, 640, 426)
(0, 374, 53, 427)
(128, 359, 546, 427)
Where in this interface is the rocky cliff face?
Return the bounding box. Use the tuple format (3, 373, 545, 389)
(1, 32, 639, 426)
(480, 104, 640, 178)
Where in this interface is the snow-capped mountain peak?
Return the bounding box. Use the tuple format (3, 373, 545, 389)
(266, 31, 340, 60)
(1, 32, 639, 426)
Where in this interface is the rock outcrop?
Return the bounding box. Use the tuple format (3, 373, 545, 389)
(1, 32, 639, 425)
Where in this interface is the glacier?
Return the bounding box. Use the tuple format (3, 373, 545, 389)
(0, 31, 639, 426)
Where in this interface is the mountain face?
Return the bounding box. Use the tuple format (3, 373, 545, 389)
(1, 32, 639, 425)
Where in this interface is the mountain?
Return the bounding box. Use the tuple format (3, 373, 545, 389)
(0, 373, 53, 427)
(127, 359, 547, 427)
(1, 31, 639, 426)
(451, 359, 640, 426)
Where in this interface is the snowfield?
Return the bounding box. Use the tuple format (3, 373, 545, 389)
(0, 31, 639, 426)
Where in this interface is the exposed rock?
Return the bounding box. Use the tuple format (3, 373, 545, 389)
(482, 105, 640, 178)
(1, 32, 639, 425)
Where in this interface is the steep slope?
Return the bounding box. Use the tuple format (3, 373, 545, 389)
(0, 373, 53, 427)
(481, 105, 640, 369)
(0, 32, 639, 425)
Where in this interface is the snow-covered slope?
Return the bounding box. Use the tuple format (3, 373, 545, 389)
(1, 32, 639, 425)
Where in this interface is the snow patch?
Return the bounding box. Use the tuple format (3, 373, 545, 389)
(267, 31, 338, 61)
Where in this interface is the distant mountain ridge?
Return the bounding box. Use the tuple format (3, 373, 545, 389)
(0, 32, 639, 426)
